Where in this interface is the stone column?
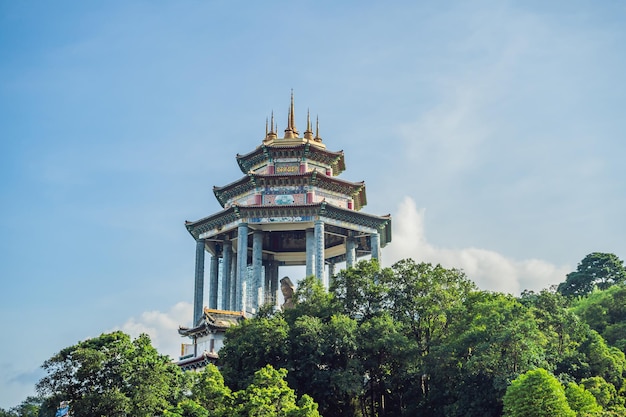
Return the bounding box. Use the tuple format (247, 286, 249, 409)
(236, 223, 249, 312)
(371, 231, 381, 262)
(305, 228, 315, 277)
(252, 230, 264, 312)
(193, 240, 205, 326)
(314, 220, 325, 287)
(230, 251, 237, 310)
(271, 259, 280, 307)
(265, 258, 280, 307)
(221, 240, 232, 311)
(209, 254, 219, 309)
(346, 237, 356, 268)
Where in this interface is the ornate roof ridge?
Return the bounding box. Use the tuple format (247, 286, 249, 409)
(213, 171, 364, 191)
(236, 143, 344, 160)
(186, 202, 391, 237)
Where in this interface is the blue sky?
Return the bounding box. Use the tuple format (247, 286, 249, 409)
(1, 0, 625, 408)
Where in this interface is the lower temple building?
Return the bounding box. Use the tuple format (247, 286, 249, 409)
(177, 93, 392, 368)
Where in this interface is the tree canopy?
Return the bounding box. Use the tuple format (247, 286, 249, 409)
(557, 253, 626, 297)
(10, 255, 626, 417)
(503, 368, 575, 417)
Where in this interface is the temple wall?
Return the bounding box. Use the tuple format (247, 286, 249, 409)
(225, 182, 353, 210)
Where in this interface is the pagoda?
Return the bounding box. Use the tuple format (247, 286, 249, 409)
(184, 93, 392, 325)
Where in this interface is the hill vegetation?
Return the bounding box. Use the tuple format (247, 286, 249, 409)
(2, 253, 625, 417)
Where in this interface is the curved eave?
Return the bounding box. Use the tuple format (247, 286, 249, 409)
(213, 174, 256, 207)
(213, 172, 368, 209)
(176, 352, 218, 369)
(236, 144, 346, 175)
(185, 202, 392, 246)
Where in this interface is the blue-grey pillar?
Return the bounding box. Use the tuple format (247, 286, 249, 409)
(193, 240, 205, 326)
(329, 261, 336, 280)
(252, 230, 263, 312)
(265, 258, 280, 307)
(263, 260, 271, 306)
(305, 228, 315, 277)
(271, 259, 280, 307)
(209, 254, 219, 310)
(314, 220, 325, 286)
(221, 240, 232, 311)
(236, 223, 249, 312)
(371, 231, 381, 262)
(346, 237, 356, 268)
(230, 250, 237, 310)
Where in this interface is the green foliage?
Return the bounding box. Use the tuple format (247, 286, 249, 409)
(3, 396, 43, 417)
(503, 368, 575, 417)
(288, 275, 337, 323)
(558, 253, 626, 297)
(430, 291, 548, 417)
(231, 365, 320, 417)
(189, 364, 232, 416)
(330, 259, 390, 321)
(386, 259, 476, 356)
(565, 382, 603, 416)
(561, 330, 626, 392)
(573, 286, 626, 352)
(357, 312, 415, 417)
(28, 256, 626, 417)
(36, 331, 183, 417)
(164, 399, 209, 417)
(220, 315, 290, 391)
(581, 377, 622, 410)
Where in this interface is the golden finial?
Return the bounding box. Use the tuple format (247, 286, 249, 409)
(314, 115, 322, 142)
(265, 111, 277, 142)
(304, 108, 314, 141)
(290, 90, 298, 136)
(284, 90, 299, 138)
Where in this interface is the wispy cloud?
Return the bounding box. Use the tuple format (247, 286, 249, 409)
(113, 302, 192, 359)
(384, 196, 570, 294)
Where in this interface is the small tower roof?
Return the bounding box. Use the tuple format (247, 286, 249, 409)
(236, 144, 346, 175)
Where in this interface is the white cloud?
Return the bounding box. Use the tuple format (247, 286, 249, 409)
(113, 302, 192, 360)
(384, 196, 569, 294)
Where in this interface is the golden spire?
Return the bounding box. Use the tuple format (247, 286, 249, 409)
(314, 115, 323, 142)
(304, 108, 314, 140)
(284, 90, 299, 138)
(264, 111, 277, 143)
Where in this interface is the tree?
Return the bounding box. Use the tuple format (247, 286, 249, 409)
(36, 331, 183, 417)
(503, 368, 575, 417)
(565, 382, 603, 416)
(562, 330, 626, 393)
(287, 275, 337, 324)
(219, 315, 290, 391)
(189, 364, 232, 417)
(164, 399, 209, 417)
(330, 259, 390, 322)
(357, 312, 415, 417)
(580, 377, 622, 410)
(231, 365, 320, 417)
(557, 253, 626, 297)
(572, 286, 626, 352)
(386, 259, 476, 356)
(0, 396, 44, 417)
(431, 292, 547, 417)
